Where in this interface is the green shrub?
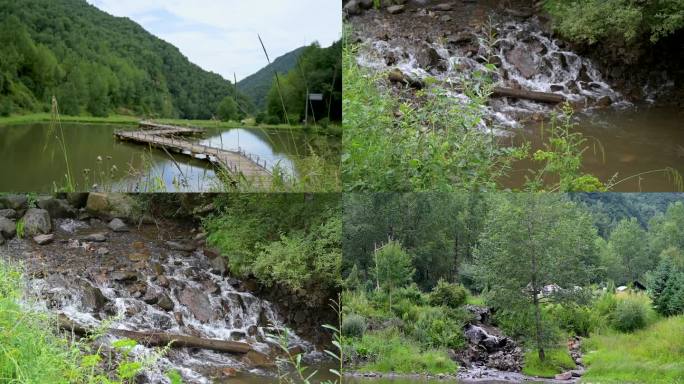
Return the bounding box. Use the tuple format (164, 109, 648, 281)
(612, 298, 649, 332)
(545, 303, 599, 337)
(391, 298, 421, 324)
(342, 313, 367, 338)
(429, 279, 468, 309)
(395, 283, 427, 305)
(412, 306, 468, 350)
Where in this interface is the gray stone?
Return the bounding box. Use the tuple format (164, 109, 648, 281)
(433, 3, 453, 11)
(209, 255, 228, 276)
(0, 195, 28, 212)
(0, 209, 17, 219)
(79, 280, 108, 311)
(555, 372, 572, 380)
(387, 4, 406, 14)
(358, 0, 373, 9)
(506, 45, 538, 79)
(97, 247, 110, 255)
(343, 0, 361, 15)
(0, 217, 16, 239)
(36, 196, 76, 219)
(33, 234, 55, 245)
(111, 270, 138, 282)
(165, 240, 196, 252)
(23, 208, 52, 236)
(87, 193, 138, 221)
(108, 218, 128, 232)
(179, 286, 213, 323)
(84, 233, 107, 242)
(157, 294, 175, 311)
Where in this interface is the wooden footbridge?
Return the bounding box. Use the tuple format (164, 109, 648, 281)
(115, 121, 273, 188)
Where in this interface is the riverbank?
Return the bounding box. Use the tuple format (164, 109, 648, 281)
(0, 113, 342, 136)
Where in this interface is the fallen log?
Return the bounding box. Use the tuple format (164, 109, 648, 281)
(58, 314, 251, 354)
(492, 86, 566, 103)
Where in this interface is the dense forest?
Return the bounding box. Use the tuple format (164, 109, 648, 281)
(0, 0, 251, 119)
(238, 46, 306, 111)
(342, 193, 684, 381)
(264, 41, 342, 125)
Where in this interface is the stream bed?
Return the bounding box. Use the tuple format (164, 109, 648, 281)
(0, 123, 337, 192)
(0, 211, 332, 383)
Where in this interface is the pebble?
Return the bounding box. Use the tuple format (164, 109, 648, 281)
(34, 234, 55, 245)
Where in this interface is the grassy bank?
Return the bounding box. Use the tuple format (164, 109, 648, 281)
(522, 349, 575, 378)
(0, 113, 342, 136)
(582, 316, 684, 383)
(0, 260, 80, 382)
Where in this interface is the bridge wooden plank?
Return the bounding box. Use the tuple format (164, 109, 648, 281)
(114, 129, 273, 188)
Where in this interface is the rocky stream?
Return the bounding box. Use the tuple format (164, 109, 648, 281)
(345, 0, 684, 191)
(0, 193, 335, 384)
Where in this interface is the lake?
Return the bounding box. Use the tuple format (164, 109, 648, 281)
(0, 123, 339, 192)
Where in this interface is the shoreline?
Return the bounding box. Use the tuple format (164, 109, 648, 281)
(0, 113, 342, 136)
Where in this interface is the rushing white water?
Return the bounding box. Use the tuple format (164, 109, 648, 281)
(24, 230, 312, 383)
(356, 17, 630, 129)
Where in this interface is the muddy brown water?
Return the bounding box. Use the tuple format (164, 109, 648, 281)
(502, 105, 684, 192)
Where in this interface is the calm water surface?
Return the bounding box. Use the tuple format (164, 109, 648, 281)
(503, 105, 684, 192)
(0, 123, 337, 192)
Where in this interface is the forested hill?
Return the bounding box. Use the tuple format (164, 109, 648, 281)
(238, 46, 306, 111)
(0, 0, 250, 119)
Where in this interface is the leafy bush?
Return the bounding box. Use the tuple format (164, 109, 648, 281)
(612, 297, 649, 332)
(545, 303, 599, 337)
(412, 306, 468, 350)
(428, 279, 468, 309)
(545, 0, 684, 45)
(342, 313, 367, 338)
(395, 283, 428, 305)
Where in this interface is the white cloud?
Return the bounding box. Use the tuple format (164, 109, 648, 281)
(87, 0, 341, 80)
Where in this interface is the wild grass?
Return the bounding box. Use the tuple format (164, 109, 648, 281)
(350, 328, 457, 375)
(522, 348, 575, 377)
(582, 316, 684, 383)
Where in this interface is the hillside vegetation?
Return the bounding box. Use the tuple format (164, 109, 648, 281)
(238, 46, 306, 111)
(0, 0, 249, 119)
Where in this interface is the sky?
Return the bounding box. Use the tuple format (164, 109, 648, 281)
(86, 0, 342, 81)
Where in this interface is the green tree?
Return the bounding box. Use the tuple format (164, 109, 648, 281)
(216, 95, 238, 121)
(474, 194, 598, 361)
(373, 239, 414, 309)
(609, 218, 652, 283)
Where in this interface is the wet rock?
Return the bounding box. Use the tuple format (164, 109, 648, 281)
(243, 350, 274, 368)
(84, 233, 107, 242)
(157, 294, 175, 311)
(23, 208, 52, 236)
(388, 68, 424, 89)
(33, 234, 55, 245)
(555, 372, 572, 380)
(433, 3, 453, 11)
(142, 287, 162, 304)
(440, 15, 452, 22)
(0, 234, 4, 245)
(111, 270, 138, 282)
(202, 280, 220, 294)
(150, 262, 165, 276)
(156, 275, 170, 288)
(0, 209, 17, 219)
(97, 247, 110, 256)
(179, 286, 213, 323)
(208, 255, 228, 276)
(0, 217, 16, 239)
(108, 218, 128, 232)
(79, 280, 108, 311)
(165, 241, 196, 252)
(387, 4, 406, 14)
(506, 45, 538, 79)
(465, 305, 491, 323)
(128, 253, 149, 262)
(127, 282, 148, 297)
(36, 196, 76, 219)
(0, 195, 28, 213)
(596, 96, 612, 107)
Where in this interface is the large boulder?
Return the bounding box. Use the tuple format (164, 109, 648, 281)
(506, 45, 538, 79)
(0, 217, 16, 239)
(65, 193, 89, 209)
(23, 208, 52, 236)
(79, 280, 108, 312)
(178, 286, 214, 323)
(0, 209, 17, 219)
(0, 195, 28, 212)
(37, 196, 76, 219)
(86, 193, 139, 221)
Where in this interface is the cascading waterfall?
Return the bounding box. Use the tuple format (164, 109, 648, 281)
(356, 16, 629, 129)
(19, 218, 313, 383)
